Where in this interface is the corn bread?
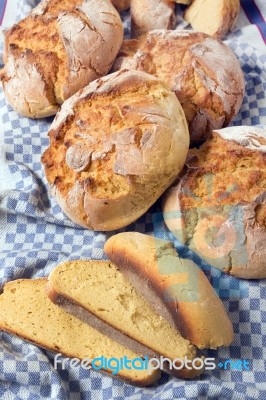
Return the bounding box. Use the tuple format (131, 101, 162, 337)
(163, 126, 266, 279)
(0, 279, 161, 386)
(105, 232, 234, 349)
(0, 0, 123, 118)
(113, 30, 244, 144)
(41, 70, 189, 231)
(47, 260, 201, 379)
(184, 0, 240, 39)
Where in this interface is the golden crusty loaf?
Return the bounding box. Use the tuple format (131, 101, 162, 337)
(41, 70, 189, 231)
(105, 232, 234, 349)
(113, 30, 245, 144)
(47, 260, 201, 379)
(0, 0, 123, 118)
(111, 0, 130, 11)
(131, 0, 176, 38)
(0, 279, 161, 386)
(184, 0, 240, 39)
(163, 126, 266, 279)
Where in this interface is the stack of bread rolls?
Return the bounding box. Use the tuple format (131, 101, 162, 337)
(0, 0, 265, 387)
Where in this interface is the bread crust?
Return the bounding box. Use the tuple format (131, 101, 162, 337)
(113, 30, 244, 144)
(0, 0, 123, 118)
(42, 69, 189, 231)
(163, 126, 266, 279)
(184, 0, 240, 39)
(47, 277, 201, 379)
(104, 232, 234, 349)
(131, 0, 176, 38)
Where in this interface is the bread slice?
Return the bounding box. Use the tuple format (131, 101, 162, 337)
(104, 232, 234, 349)
(0, 279, 161, 386)
(47, 260, 200, 379)
(184, 0, 240, 39)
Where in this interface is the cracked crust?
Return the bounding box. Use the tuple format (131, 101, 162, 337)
(0, 0, 123, 118)
(41, 69, 189, 231)
(184, 0, 240, 39)
(113, 30, 245, 144)
(104, 232, 234, 349)
(130, 0, 176, 38)
(163, 126, 266, 279)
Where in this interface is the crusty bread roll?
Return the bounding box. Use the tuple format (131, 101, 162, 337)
(113, 30, 245, 144)
(111, 0, 130, 11)
(0, 0, 123, 118)
(131, 0, 176, 38)
(184, 0, 240, 39)
(163, 126, 266, 279)
(47, 260, 201, 379)
(42, 70, 189, 231)
(0, 279, 161, 386)
(105, 232, 234, 349)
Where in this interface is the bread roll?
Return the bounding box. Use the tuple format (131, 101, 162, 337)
(42, 70, 189, 231)
(163, 126, 266, 279)
(47, 260, 201, 379)
(131, 0, 176, 38)
(184, 0, 240, 39)
(0, 279, 161, 386)
(105, 232, 234, 349)
(0, 0, 123, 118)
(113, 30, 245, 144)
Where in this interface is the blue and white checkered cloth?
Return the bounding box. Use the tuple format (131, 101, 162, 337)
(0, 1, 266, 399)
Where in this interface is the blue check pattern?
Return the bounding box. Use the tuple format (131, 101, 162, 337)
(0, 1, 266, 399)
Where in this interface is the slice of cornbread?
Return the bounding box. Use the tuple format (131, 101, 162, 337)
(47, 260, 200, 378)
(0, 279, 161, 386)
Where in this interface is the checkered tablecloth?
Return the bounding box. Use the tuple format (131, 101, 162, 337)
(0, 1, 266, 399)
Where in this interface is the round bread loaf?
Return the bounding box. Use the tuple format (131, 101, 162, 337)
(131, 0, 176, 38)
(184, 0, 240, 39)
(42, 70, 189, 231)
(163, 126, 266, 279)
(113, 30, 245, 144)
(0, 0, 123, 118)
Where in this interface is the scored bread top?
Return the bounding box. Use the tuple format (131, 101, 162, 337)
(163, 126, 266, 279)
(113, 30, 245, 144)
(47, 260, 199, 378)
(104, 232, 234, 349)
(42, 69, 189, 231)
(0, 278, 161, 386)
(0, 0, 123, 118)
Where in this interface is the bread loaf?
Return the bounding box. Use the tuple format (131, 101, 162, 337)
(0, 279, 161, 386)
(0, 0, 123, 118)
(105, 232, 234, 349)
(163, 126, 266, 279)
(184, 0, 240, 39)
(131, 0, 176, 38)
(42, 70, 189, 231)
(113, 30, 245, 144)
(47, 260, 201, 379)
